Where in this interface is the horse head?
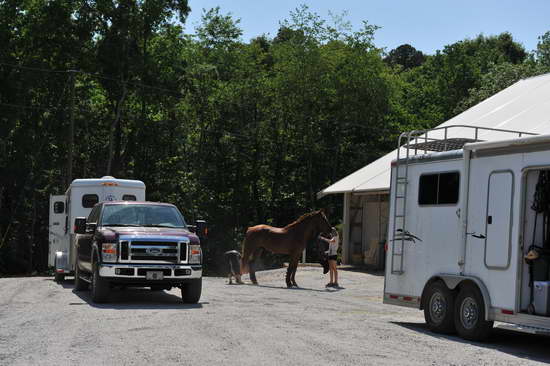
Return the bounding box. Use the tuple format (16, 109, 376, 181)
(314, 209, 332, 236)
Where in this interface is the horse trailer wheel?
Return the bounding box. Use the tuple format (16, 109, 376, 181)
(454, 284, 493, 341)
(423, 281, 456, 334)
(54, 272, 65, 283)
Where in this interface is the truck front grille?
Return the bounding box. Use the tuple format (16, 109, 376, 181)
(119, 239, 188, 264)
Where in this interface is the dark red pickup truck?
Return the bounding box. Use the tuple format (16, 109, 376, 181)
(73, 201, 206, 303)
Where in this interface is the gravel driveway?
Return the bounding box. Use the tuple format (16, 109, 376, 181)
(1, 267, 550, 366)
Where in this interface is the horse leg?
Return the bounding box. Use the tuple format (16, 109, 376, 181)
(249, 260, 258, 285)
(290, 254, 300, 287)
(285, 261, 294, 288)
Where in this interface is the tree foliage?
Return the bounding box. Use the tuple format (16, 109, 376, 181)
(0, 2, 548, 274)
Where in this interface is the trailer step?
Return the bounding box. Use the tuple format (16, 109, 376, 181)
(496, 323, 550, 336)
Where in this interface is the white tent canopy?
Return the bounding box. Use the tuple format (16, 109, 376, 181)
(318, 73, 550, 197)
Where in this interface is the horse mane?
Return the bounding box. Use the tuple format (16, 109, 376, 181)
(284, 210, 321, 229)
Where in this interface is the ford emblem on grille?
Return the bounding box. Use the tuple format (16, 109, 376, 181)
(146, 248, 162, 255)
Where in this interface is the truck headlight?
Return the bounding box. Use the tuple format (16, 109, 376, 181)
(188, 244, 202, 264)
(102, 243, 118, 262)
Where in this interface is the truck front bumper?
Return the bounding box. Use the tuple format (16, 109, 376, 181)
(99, 263, 202, 280)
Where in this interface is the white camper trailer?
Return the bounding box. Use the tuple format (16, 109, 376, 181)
(383, 125, 550, 341)
(48, 176, 145, 281)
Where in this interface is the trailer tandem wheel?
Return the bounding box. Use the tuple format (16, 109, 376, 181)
(423, 280, 456, 334)
(454, 283, 493, 341)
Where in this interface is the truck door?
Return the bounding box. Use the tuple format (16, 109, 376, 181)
(49, 195, 68, 267)
(485, 171, 514, 269)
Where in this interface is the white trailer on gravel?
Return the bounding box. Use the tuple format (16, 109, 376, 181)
(48, 176, 145, 281)
(383, 125, 550, 341)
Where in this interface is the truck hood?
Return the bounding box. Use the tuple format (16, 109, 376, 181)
(99, 227, 200, 244)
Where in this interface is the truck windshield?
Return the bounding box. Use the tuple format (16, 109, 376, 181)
(101, 204, 186, 228)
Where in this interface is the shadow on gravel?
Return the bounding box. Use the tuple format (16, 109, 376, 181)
(72, 288, 205, 310)
(43, 277, 75, 289)
(243, 283, 338, 293)
(46, 278, 206, 309)
(338, 267, 384, 276)
(393, 321, 550, 364)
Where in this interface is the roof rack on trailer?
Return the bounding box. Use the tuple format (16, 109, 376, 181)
(399, 125, 538, 155)
(389, 125, 537, 275)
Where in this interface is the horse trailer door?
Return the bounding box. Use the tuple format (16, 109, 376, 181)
(484, 171, 514, 269)
(48, 195, 68, 267)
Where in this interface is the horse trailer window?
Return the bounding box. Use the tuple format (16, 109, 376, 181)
(82, 194, 99, 208)
(122, 194, 137, 201)
(53, 201, 64, 214)
(418, 172, 459, 205)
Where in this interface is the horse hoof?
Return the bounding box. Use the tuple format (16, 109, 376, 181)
(252, 281, 258, 285)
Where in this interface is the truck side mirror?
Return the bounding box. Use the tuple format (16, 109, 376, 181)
(74, 217, 87, 234)
(195, 220, 208, 239)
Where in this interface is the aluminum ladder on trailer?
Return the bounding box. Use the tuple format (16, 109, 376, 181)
(389, 125, 536, 275)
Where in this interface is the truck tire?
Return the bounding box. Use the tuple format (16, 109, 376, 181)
(91, 261, 109, 303)
(181, 279, 202, 304)
(54, 272, 65, 283)
(454, 284, 493, 341)
(74, 261, 89, 291)
(423, 280, 456, 334)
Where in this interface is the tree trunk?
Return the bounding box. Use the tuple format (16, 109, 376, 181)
(106, 82, 128, 176)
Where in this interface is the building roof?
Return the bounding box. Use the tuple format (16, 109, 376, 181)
(318, 73, 550, 198)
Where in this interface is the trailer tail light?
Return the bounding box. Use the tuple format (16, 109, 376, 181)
(501, 309, 514, 315)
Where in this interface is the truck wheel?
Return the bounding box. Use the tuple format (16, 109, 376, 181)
(181, 279, 202, 304)
(454, 284, 493, 341)
(74, 261, 89, 291)
(423, 280, 456, 334)
(91, 261, 109, 303)
(54, 272, 65, 283)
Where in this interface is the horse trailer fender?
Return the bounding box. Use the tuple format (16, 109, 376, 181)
(421, 274, 492, 321)
(55, 251, 70, 273)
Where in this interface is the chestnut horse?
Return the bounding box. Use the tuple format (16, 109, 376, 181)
(241, 210, 332, 288)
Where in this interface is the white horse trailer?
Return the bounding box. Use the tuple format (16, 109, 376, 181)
(49, 176, 145, 281)
(383, 126, 550, 341)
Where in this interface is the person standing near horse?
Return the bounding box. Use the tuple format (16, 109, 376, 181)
(319, 227, 340, 288)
